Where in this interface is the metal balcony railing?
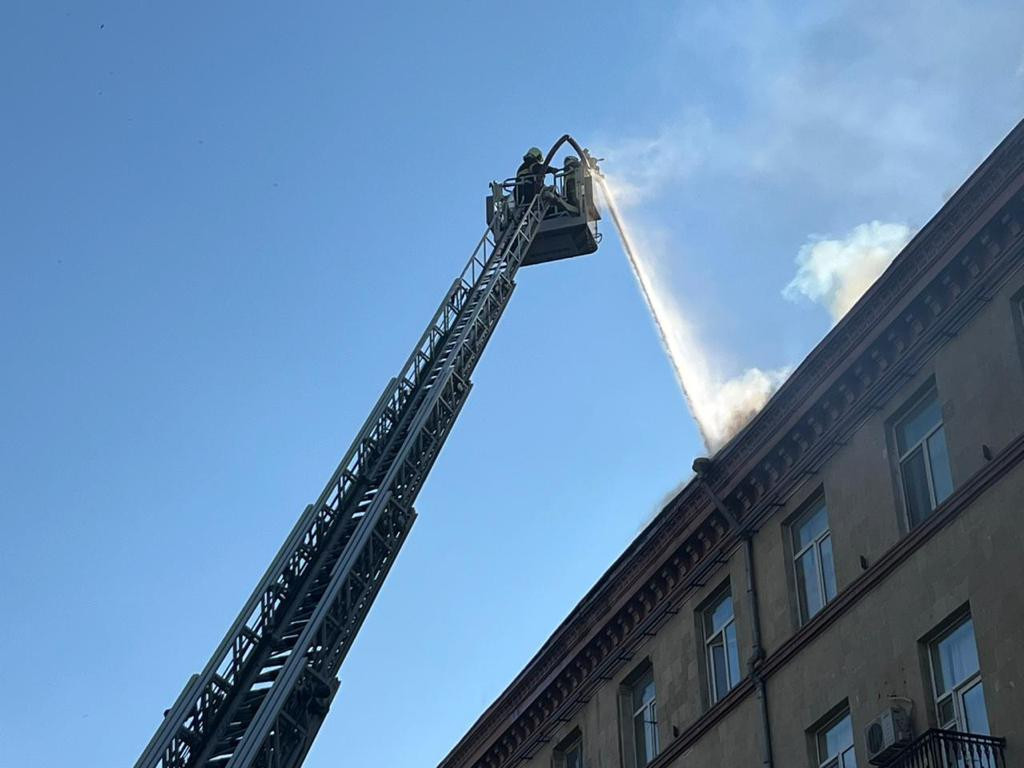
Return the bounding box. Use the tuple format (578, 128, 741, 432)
(881, 729, 1006, 768)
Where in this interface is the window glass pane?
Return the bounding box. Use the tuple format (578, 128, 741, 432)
(632, 671, 654, 709)
(633, 702, 657, 765)
(829, 714, 853, 754)
(816, 730, 829, 759)
(962, 681, 990, 735)
(901, 447, 933, 526)
(634, 713, 648, 764)
(820, 534, 837, 602)
(708, 593, 734, 634)
(821, 713, 854, 759)
(897, 393, 942, 454)
(936, 695, 956, 728)
(933, 619, 980, 694)
(927, 428, 953, 504)
(725, 622, 740, 690)
(564, 743, 582, 768)
(796, 502, 829, 549)
(640, 679, 655, 707)
(710, 640, 728, 701)
(797, 547, 824, 619)
(840, 747, 858, 768)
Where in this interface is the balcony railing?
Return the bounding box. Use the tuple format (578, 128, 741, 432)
(881, 729, 1006, 768)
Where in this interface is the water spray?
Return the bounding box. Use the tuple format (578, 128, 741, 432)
(590, 163, 790, 453)
(592, 174, 712, 448)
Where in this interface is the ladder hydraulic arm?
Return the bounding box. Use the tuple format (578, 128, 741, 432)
(133, 139, 600, 768)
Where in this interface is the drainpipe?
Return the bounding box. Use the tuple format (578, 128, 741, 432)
(693, 457, 774, 768)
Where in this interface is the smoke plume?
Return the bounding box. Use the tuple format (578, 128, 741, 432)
(596, 151, 910, 452)
(783, 221, 914, 322)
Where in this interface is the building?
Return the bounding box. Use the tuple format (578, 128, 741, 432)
(437, 120, 1024, 768)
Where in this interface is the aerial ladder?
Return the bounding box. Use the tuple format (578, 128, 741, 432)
(134, 136, 602, 768)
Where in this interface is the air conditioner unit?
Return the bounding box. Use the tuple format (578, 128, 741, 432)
(866, 706, 913, 765)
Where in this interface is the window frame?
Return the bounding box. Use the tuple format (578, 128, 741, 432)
(631, 666, 659, 766)
(791, 496, 837, 624)
(894, 386, 952, 527)
(927, 614, 988, 735)
(815, 708, 857, 768)
(619, 662, 659, 768)
(702, 586, 740, 705)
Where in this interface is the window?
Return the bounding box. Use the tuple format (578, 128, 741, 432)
(553, 732, 583, 768)
(619, 663, 659, 767)
(816, 710, 857, 768)
(703, 588, 741, 704)
(562, 740, 583, 768)
(929, 615, 989, 735)
(792, 498, 838, 623)
(630, 667, 659, 766)
(895, 388, 953, 527)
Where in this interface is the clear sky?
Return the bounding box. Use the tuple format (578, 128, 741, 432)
(1, 2, 1022, 766)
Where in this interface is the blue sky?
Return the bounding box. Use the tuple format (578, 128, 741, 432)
(1, 2, 1022, 766)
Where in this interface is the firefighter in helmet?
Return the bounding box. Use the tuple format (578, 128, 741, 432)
(515, 147, 548, 206)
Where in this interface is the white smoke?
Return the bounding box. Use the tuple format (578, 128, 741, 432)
(783, 221, 914, 322)
(597, 175, 790, 452)
(601, 173, 908, 449)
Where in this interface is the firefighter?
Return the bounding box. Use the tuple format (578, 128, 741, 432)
(515, 147, 547, 206)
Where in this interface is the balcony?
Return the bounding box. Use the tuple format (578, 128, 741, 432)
(880, 729, 1006, 768)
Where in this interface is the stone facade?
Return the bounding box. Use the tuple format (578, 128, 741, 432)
(438, 120, 1024, 768)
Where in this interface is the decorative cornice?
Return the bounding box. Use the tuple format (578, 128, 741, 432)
(438, 119, 1024, 768)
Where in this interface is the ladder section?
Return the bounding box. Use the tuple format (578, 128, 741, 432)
(134, 193, 551, 768)
(221, 195, 552, 768)
(195, 264, 502, 767)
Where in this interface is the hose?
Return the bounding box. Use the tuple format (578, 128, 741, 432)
(541, 134, 595, 173)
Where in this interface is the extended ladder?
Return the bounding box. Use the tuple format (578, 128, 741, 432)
(134, 193, 552, 768)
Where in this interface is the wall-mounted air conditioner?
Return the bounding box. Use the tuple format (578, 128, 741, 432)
(865, 706, 913, 765)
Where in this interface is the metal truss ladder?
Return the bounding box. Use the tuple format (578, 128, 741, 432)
(134, 193, 552, 768)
